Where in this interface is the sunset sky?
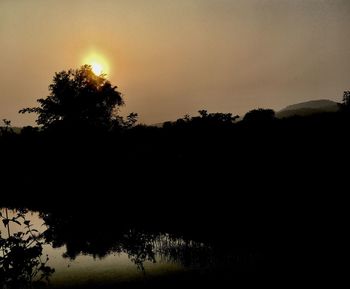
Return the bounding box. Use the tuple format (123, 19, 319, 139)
(1, 0, 349, 126)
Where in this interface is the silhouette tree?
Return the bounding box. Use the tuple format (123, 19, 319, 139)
(342, 91, 350, 108)
(113, 112, 139, 130)
(165, 110, 239, 129)
(19, 65, 124, 130)
(0, 119, 14, 136)
(198, 110, 209, 118)
(243, 108, 275, 123)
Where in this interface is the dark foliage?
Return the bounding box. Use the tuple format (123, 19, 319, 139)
(19, 65, 124, 131)
(242, 108, 276, 123)
(0, 119, 14, 137)
(342, 90, 350, 110)
(1, 72, 349, 287)
(0, 209, 54, 289)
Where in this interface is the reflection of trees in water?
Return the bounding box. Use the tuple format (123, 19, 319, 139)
(120, 231, 214, 271)
(155, 235, 213, 268)
(41, 210, 257, 272)
(1, 207, 256, 286)
(154, 235, 256, 272)
(39, 211, 225, 271)
(120, 229, 157, 271)
(0, 208, 54, 289)
(40, 210, 214, 271)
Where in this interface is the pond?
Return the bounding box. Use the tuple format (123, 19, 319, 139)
(0, 207, 257, 288)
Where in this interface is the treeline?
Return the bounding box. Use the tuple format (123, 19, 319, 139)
(1, 105, 349, 206)
(1, 106, 348, 274)
(1, 66, 348, 280)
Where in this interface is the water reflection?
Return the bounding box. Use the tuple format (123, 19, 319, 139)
(39, 210, 213, 269)
(1, 208, 246, 288)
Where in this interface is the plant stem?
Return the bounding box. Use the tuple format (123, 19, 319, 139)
(5, 208, 10, 238)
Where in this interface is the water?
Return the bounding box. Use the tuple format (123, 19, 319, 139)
(1, 208, 233, 288)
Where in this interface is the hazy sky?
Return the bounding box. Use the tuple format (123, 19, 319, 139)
(1, 0, 350, 126)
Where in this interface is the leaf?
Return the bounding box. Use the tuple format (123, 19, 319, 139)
(11, 218, 21, 225)
(2, 219, 9, 227)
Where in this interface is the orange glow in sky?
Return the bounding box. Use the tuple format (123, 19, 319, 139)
(83, 52, 109, 75)
(1, 0, 350, 126)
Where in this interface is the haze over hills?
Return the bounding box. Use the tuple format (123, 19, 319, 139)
(1, 99, 343, 130)
(276, 99, 340, 118)
(148, 99, 342, 126)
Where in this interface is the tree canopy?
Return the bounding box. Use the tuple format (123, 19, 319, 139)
(342, 91, 350, 108)
(19, 65, 124, 130)
(243, 108, 276, 123)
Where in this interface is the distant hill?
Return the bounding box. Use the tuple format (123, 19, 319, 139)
(276, 99, 340, 118)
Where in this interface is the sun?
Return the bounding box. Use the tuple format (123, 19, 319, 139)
(91, 62, 103, 75)
(83, 52, 109, 75)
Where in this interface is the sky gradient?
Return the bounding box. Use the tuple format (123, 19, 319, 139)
(1, 0, 350, 126)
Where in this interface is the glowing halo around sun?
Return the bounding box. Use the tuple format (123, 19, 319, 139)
(91, 62, 103, 75)
(83, 52, 109, 76)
